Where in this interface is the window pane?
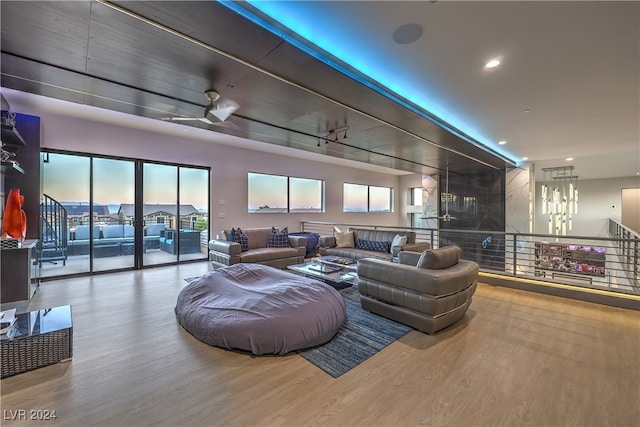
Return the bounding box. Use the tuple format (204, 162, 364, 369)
(93, 157, 135, 272)
(290, 177, 323, 213)
(411, 187, 422, 206)
(248, 173, 287, 213)
(41, 153, 90, 277)
(144, 163, 177, 265)
(179, 167, 209, 260)
(370, 186, 392, 212)
(343, 183, 368, 212)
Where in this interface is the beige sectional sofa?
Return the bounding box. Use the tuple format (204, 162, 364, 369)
(209, 227, 307, 269)
(357, 246, 479, 334)
(319, 228, 430, 261)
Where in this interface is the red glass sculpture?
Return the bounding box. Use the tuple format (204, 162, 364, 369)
(2, 188, 26, 241)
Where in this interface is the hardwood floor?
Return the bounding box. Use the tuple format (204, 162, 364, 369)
(1, 262, 639, 427)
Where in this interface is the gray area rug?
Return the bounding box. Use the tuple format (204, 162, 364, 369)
(183, 276, 412, 378)
(297, 285, 412, 378)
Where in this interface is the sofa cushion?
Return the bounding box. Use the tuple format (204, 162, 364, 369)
(267, 227, 291, 248)
(391, 234, 408, 256)
(101, 224, 124, 239)
(352, 229, 416, 245)
(145, 223, 165, 237)
(231, 228, 249, 252)
(325, 247, 392, 261)
(356, 239, 391, 253)
(335, 230, 355, 248)
(417, 246, 462, 270)
(240, 247, 299, 263)
(74, 225, 100, 241)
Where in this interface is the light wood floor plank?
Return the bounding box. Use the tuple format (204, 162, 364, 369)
(1, 262, 638, 427)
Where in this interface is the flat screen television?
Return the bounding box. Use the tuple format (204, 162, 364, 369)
(535, 243, 606, 276)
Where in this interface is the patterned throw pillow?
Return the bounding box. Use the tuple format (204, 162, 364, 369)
(267, 226, 291, 248)
(232, 228, 249, 252)
(391, 234, 408, 256)
(356, 239, 391, 253)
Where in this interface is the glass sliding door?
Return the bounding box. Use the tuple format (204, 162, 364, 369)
(40, 150, 210, 277)
(92, 158, 135, 272)
(178, 167, 209, 261)
(143, 163, 178, 266)
(40, 152, 91, 277)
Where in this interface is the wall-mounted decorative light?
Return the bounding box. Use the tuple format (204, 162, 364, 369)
(541, 166, 578, 236)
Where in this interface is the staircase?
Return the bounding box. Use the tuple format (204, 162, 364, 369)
(39, 194, 68, 265)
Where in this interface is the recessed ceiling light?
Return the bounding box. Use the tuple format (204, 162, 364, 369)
(522, 157, 529, 161)
(485, 58, 501, 69)
(498, 140, 506, 145)
(523, 108, 531, 113)
(566, 157, 574, 161)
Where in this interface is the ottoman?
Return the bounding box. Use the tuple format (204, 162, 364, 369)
(175, 263, 346, 355)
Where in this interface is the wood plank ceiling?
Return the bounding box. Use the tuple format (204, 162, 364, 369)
(0, 0, 514, 176)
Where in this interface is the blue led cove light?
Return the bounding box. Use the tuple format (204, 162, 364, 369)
(218, 0, 517, 164)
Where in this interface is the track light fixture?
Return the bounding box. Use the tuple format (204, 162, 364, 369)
(319, 125, 349, 145)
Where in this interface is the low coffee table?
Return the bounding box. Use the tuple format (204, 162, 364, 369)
(1, 305, 73, 378)
(288, 256, 358, 289)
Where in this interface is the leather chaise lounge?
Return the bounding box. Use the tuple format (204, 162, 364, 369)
(357, 246, 479, 334)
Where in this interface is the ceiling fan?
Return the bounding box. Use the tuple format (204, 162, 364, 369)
(423, 165, 458, 222)
(163, 89, 239, 126)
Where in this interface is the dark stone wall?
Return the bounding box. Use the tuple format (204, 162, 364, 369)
(3, 113, 41, 240)
(438, 169, 506, 269)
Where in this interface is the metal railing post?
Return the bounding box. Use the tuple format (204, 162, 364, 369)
(513, 235, 518, 276)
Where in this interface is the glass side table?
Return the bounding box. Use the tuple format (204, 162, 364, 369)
(1, 305, 73, 378)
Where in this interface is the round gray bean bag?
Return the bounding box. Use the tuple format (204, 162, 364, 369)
(175, 263, 346, 355)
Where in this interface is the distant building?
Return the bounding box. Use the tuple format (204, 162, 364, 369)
(60, 202, 116, 226)
(118, 204, 205, 229)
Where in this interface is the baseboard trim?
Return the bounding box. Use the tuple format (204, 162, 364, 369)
(479, 272, 640, 311)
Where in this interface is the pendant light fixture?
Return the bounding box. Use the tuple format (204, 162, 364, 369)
(541, 166, 578, 236)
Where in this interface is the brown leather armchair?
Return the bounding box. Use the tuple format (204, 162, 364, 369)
(357, 246, 478, 334)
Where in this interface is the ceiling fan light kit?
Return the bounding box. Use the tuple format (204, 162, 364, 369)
(163, 89, 238, 125)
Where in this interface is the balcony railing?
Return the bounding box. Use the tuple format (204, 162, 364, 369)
(301, 220, 639, 297)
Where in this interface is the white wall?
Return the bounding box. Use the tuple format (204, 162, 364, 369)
(398, 174, 422, 227)
(535, 176, 640, 237)
(12, 98, 408, 234)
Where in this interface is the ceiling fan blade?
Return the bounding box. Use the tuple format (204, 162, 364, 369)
(162, 116, 214, 125)
(211, 120, 240, 129)
(208, 100, 239, 122)
(421, 214, 457, 221)
(163, 117, 200, 122)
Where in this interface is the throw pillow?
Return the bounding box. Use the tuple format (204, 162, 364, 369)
(267, 226, 291, 248)
(356, 239, 392, 253)
(416, 246, 462, 269)
(232, 228, 249, 252)
(335, 230, 355, 248)
(390, 234, 408, 256)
